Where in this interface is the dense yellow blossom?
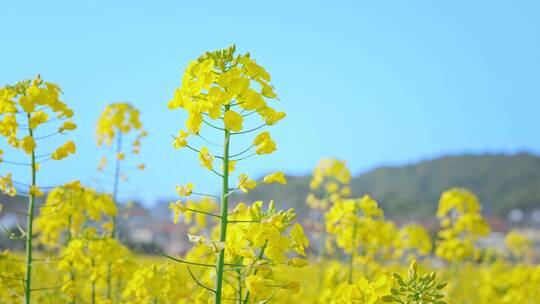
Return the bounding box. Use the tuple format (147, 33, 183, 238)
(307, 158, 352, 211)
(329, 275, 390, 304)
(58, 236, 134, 302)
(35, 181, 117, 247)
(96, 103, 147, 179)
(505, 230, 533, 260)
(123, 263, 192, 303)
(0, 76, 76, 158)
(310, 158, 351, 190)
(395, 223, 433, 258)
(0, 76, 78, 304)
(168, 45, 284, 140)
(0, 250, 25, 301)
(96, 103, 145, 147)
(436, 187, 490, 262)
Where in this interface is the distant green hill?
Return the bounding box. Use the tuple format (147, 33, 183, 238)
(232, 153, 540, 218)
(2, 153, 539, 219)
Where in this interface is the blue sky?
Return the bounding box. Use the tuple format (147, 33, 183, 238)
(1, 1, 539, 204)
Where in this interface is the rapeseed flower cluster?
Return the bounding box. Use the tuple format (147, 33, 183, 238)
(435, 188, 490, 262)
(0, 75, 76, 304)
(166, 45, 302, 304)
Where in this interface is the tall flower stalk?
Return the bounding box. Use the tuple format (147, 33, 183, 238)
(435, 188, 490, 263)
(0, 75, 77, 303)
(325, 195, 385, 283)
(215, 103, 231, 300)
(167, 45, 308, 304)
(24, 112, 37, 303)
(95, 102, 147, 299)
(306, 159, 352, 285)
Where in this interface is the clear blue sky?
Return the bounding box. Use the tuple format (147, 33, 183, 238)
(2, 1, 539, 204)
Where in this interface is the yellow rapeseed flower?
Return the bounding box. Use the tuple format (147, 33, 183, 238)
(263, 172, 287, 184)
(198, 147, 214, 170)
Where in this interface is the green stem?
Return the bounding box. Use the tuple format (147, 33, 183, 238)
(24, 113, 36, 304)
(111, 131, 122, 240)
(236, 269, 242, 304)
(106, 264, 113, 301)
(317, 212, 326, 290)
(107, 132, 122, 300)
(348, 221, 357, 284)
(152, 266, 158, 304)
(67, 216, 77, 304)
(91, 259, 96, 304)
(215, 104, 231, 304)
(242, 241, 268, 304)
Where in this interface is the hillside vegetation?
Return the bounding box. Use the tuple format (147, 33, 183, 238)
(233, 153, 540, 218)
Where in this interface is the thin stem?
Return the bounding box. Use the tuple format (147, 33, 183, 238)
(67, 216, 76, 304)
(34, 131, 62, 140)
(24, 113, 36, 304)
(160, 252, 216, 268)
(243, 241, 268, 304)
(229, 102, 244, 107)
(187, 266, 216, 294)
(204, 119, 226, 131)
(229, 145, 254, 158)
(231, 153, 256, 162)
(317, 212, 326, 291)
(111, 132, 122, 239)
(230, 124, 266, 135)
(241, 111, 257, 117)
(0, 276, 24, 299)
(198, 134, 223, 147)
(185, 143, 223, 160)
(12, 180, 57, 189)
(91, 260, 96, 304)
(37, 156, 52, 165)
(1, 160, 30, 166)
(35, 153, 52, 159)
(30, 280, 70, 291)
(191, 192, 221, 199)
(236, 269, 243, 304)
(0, 275, 25, 281)
(107, 131, 122, 301)
(348, 220, 357, 284)
(185, 208, 222, 218)
(215, 105, 231, 304)
(185, 144, 201, 154)
(212, 168, 224, 178)
(18, 117, 61, 128)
